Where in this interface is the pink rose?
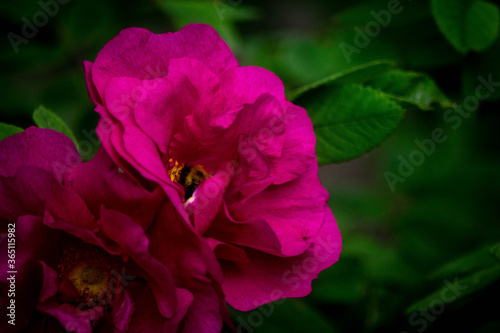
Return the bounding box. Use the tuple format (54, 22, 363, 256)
(84, 23, 342, 311)
(0, 127, 227, 333)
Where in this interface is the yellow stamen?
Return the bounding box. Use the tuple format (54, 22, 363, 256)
(68, 262, 110, 298)
(58, 246, 114, 308)
(168, 158, 185, 182)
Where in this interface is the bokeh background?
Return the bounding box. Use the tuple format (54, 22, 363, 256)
(1, 0, 500, 332)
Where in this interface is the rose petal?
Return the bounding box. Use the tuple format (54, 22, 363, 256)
(0, 127, 80, 180)
(126, 284, 194, 333)
(222, 209, 341, 311)
(83, 60, 102, 106)
(146, 202, 215, 281)
(66, 148, 165, 230)
(220, 66, 286, 105)
(103, 77, 185, 203)
(179, 282, 223, 333)
(0, 166, 97, 234)
(206, 203, 282, 255)
(38, 301, 101, 333)
(99, 207, 178, 319)
(185, 171, 230, 235)
(269, 101, 316, 185)
(111, 290, 135, 332)
(240, 163, 328, 256)
(38, 262, 59, 303)
(91, 27, 171, 102)
(90, 24, 237, 103)
(205, 238, 249, 264)
(167, 23, 238, 75)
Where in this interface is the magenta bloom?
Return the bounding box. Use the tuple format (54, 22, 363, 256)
(84, 24, 342, 311)
(0, 128, 227, 333)
(85, 24, 341, 310)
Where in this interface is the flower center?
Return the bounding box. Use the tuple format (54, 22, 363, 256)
(82, 265, 104, 285)
(168, 160, 211, 201)
(68, 263, 109, 297)
(59, 245, 115, 307)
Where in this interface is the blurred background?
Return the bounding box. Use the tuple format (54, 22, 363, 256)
(1, 0, 499, 332)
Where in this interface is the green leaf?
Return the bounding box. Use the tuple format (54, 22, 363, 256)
(367, 69, 455, 110)
(229, 299, 336, 333)
(33, 106, 79, 149)
(429, 244, 500, 281)
(431, 0, 500, 53)
(0, 123, 23, 141)
(287, 60, 394, 101)
(466, 1, 500, 52)
(295, 84, 404, 164)
(406, 265, 500, 314)
(490, 242, 500, 262)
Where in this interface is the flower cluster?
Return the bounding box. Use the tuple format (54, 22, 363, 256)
(1, 24, 341, 332)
